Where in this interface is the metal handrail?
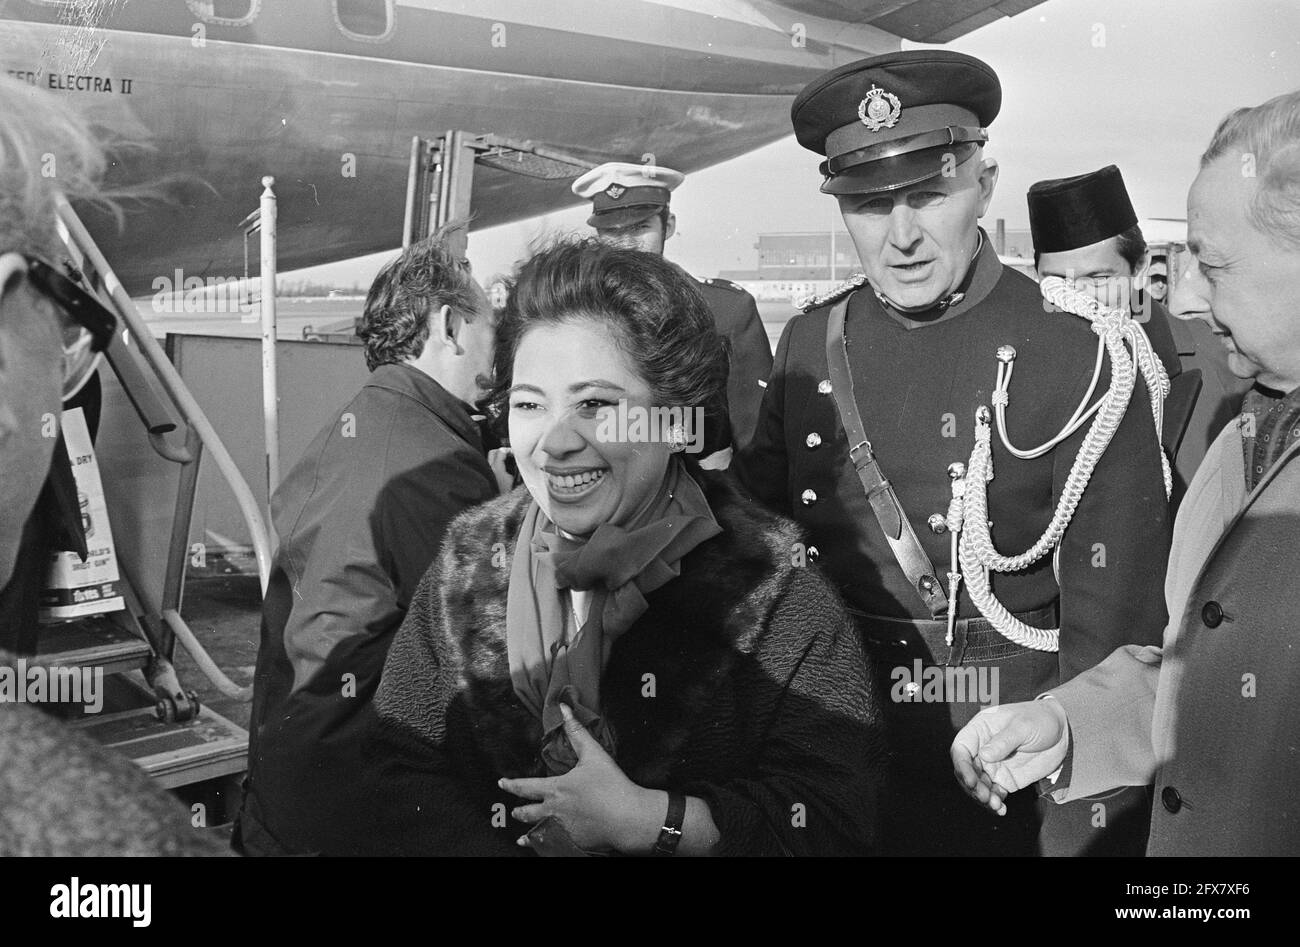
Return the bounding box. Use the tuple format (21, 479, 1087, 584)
(54, 195, 273, 593)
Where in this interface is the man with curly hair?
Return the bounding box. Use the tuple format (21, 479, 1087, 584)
(236, 223, 500, 855)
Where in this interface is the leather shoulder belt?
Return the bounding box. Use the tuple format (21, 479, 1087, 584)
(824, 298, 948, 618)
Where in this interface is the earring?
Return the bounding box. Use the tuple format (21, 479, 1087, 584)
(668, 425, 687, 453)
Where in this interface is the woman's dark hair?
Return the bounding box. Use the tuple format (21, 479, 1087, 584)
(486, 238, 728, 428)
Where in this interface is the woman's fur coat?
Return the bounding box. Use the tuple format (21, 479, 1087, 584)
(364, 472, 885, 856)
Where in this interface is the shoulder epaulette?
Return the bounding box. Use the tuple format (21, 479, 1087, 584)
(702, 276, 744, 294)
(795, 273, 868, 313)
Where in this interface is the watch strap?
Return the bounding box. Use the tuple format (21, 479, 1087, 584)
(651, 791, 686, 856)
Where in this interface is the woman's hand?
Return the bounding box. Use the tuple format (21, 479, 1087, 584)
(486, 447, 516, 494)
(499, 703, 661, 853)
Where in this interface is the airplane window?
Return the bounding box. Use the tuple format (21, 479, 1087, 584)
(334, 0, 394, 42)
(185, 1, 259, 26)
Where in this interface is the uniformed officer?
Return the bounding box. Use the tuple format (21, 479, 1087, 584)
(572, 162, 773, 457)
(1028, 164, 1247, 508)
(737, 51, 1173, 856)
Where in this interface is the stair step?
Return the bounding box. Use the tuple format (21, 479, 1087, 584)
(34, 616, 152, 676)
(70, 705, 248, 791)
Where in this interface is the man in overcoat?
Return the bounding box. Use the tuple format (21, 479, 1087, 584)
(237, 224, 500, 855)
(953, 90, 1300, 856)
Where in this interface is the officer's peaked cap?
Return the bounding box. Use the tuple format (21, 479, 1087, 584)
(791, 50, 1001, 195)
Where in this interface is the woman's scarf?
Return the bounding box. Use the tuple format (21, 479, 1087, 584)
(506, 460, 721, 774)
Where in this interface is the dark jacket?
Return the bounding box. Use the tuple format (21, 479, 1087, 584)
(237, 363, 496, 856)
(0, 373, 101, 655)
(1142, 297, 1183, 385)
(1166, 314, 1252, 500)
(363, 472, 885, 856)
(696, 276, 774, 453)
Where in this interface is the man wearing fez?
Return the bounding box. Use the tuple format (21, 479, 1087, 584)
(738, 51, 1172, 856)
(1029, 165, 1249, 504)
(1027, 169, 1185, 854)
(572, 162, 773, 456)
(953, 91, 1300, 856)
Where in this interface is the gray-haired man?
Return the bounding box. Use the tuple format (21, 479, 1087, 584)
(953, 91, 1300, 856)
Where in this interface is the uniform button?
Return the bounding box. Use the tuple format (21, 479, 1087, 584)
(801, 489, 817, 506)
(817, 379, 832, 395)
(1201, 601, 1225, 628)
(805, 432, 822, 449)
(806, 545, 820, 561)
(927, 514, 947, 534)
(1161, 786, 1183, 814)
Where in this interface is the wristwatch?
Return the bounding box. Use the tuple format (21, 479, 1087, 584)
(651, 791, 686, 856)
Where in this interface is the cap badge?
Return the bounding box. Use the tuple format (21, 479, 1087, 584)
(604, 183, 626, 199)
(858, 84, 901, 132)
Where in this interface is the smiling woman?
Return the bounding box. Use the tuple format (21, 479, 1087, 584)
(491, 239, 726, 536)
(361, 239, 886, 856)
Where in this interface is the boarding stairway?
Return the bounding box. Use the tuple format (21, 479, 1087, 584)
(24, 132, 601, 814)
(26, 197, 272, 817)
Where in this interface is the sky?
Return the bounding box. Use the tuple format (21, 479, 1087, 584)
(288, 0, 1300, 288)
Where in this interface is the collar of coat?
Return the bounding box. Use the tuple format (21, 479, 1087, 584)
(401, 470, 810, 783)
(366, 363, 484, 449)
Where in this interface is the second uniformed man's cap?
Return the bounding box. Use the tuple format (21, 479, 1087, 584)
(571, 161, 685, 228)
(1027, 165, 1139, 254)
(791, 50, 1001, 195)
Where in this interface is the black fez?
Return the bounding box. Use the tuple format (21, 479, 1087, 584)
(1028, 165, 1139, 254)
(791, 50, 1001, 194)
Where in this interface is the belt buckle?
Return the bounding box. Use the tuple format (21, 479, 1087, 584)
(848, 439, 873, 468)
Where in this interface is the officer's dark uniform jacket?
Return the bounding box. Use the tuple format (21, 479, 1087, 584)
(694, 275, 773, 454)
(1143, 298, 1184, 396)
(738, 234, 1173, 854)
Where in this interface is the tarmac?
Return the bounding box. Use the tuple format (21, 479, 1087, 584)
(174, 569, 261, 731)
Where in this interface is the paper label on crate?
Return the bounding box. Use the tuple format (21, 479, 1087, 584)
(39, 407, 125, 621)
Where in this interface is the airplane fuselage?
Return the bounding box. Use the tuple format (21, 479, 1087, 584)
(0, 0, 897, 292)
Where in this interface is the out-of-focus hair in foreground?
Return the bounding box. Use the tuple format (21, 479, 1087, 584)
(0, 74, 109, 260)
